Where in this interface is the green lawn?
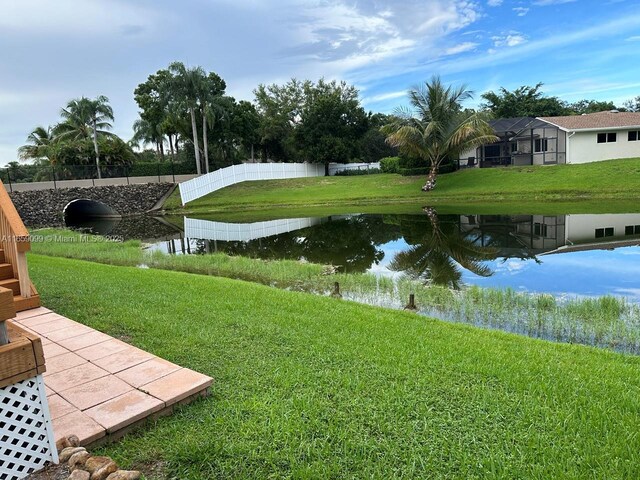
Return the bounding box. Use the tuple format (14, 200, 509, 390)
(30, 254, 640, 479)
(163, 158, 640, 216)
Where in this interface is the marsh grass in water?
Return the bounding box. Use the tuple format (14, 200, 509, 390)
(31, 228, 640, 354)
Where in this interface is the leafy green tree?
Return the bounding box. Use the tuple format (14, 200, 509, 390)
(383, 76, 497, 191)
(567, 99, 620, 115)
(295, 87, 369, 172)
(623, 96, 640, 112)
(56, 96, 114, 178)
(480, 83, 569, 117)
(18, 126, 55, 162)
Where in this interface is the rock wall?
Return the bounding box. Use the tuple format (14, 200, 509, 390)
(9, 183, 175, 227)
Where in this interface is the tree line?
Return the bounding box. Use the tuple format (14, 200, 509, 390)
(16, 61, 640, 184)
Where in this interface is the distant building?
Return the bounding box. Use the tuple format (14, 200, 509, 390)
(460, 111, 640, 167)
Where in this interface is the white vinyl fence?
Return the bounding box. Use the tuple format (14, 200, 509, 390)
(184, 217, 323, 242)
(179, 163, 325, 204)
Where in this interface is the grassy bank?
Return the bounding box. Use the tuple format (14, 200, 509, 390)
(162, 158, 640, 215)
(30, 229, 640, 354)
(29, 254, 640, 479)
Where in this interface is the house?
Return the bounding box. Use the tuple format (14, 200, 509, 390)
(460, 111, 640, 167)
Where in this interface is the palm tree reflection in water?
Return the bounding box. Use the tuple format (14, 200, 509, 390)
(390, 207, 498, 289)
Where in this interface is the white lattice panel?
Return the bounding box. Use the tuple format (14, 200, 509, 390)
(0, 375, 58, 480)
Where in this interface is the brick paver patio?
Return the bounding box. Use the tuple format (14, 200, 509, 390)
(13, 307, 213, 446)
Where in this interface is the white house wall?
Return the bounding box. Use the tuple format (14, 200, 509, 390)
(567, 130, 640, 164)
(565, 214, 640, 244)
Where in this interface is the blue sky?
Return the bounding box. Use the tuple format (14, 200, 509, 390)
(1, 0, 640, 164)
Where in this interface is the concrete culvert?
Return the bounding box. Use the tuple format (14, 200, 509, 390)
(63, 199, 121, 235)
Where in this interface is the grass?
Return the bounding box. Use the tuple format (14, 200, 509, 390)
(31, 229, 640, 354)
(29, 254, 640, 479)
(162, 158, 640, 216)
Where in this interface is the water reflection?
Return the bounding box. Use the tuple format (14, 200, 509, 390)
(388, 208, 497, 289)
(166, 211, 640, 298)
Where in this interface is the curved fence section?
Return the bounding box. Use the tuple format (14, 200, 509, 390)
(179, 163, 325, 204)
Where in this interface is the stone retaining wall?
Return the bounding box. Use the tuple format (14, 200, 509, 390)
(9, 183, 175, 227)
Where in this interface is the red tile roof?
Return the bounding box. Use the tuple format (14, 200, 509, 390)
(539, 111, 640, 131)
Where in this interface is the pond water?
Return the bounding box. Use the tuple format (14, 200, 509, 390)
(70, 210, 640, 302)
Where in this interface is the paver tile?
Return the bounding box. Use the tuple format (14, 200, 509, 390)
(84, 390, 164, 433)
(46, 324, 93, 342)
(45, 362, 109, 393)
(93, 347, 154, 374)
(57, 330, 112, 351)
(116, 357, 181, 388)
(43, 352, 87, 376)
(52, 410, 105, 445)
(20, 312, 66, 329)
(142, 368, 213, 406)
(59, 375, 133, 411)
(42, 342, 71, 359)
(14, 307, 52, 322)
(75, 338, 129, 361)
(47, 394, 78, 420)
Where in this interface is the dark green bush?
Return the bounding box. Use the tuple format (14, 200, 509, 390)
(334, 168, 382, 176)
(380, 157, 400, 174)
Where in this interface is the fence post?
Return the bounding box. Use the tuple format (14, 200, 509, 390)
(157, 164, 161, 183)
(126, 165, 130, 185)
(6, 170, 12, 193)
(91, 166, 95, 186)
(171, 162, 176, 183)
(52, 166, 57, 189)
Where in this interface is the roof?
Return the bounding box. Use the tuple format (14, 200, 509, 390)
(538, 111, 640, 131)
(488, 117, 553, 139)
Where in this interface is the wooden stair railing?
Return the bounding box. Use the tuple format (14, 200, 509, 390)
(0, 181, 40, 311)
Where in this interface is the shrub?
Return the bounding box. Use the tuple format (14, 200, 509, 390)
(380, 156, 400, 174)
(334, 168, 382, 176)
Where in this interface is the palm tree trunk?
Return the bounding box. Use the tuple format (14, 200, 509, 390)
(92, 119, 101, 179)
(159, 139, 165, 160)
(422, 164, 438, 191)
(190, 108, 201, 175)
(168, 134, 175, 157)
(202, 111, 209, 174)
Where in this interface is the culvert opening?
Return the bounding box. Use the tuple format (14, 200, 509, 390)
(63, 199, 122, 235)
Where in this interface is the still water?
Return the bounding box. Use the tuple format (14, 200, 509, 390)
(69, 211, 640, 302)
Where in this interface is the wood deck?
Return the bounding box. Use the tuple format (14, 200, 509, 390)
(13, 307, 213, 446)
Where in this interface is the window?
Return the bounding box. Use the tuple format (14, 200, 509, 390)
(595, 227, 614, 238)
(534, 138, 548, 152)
(629, 131, 639, 141)
(628, 225, 640, 235)
(597, 132, 617, 143)
(534, 222, 548, 237)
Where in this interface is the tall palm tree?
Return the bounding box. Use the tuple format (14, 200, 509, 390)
(131, 118, 165, 158)
(168, 62, 206, 174)
(382, 76, 497, 191)
(18, 126, 55, 162)
(57, 96, 114, 178)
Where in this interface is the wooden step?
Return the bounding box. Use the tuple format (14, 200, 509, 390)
(0, 278, 20, 295)
(14, 294, 40, 312)
(0, 263, 13, 281)
(0, 249, 5, 264)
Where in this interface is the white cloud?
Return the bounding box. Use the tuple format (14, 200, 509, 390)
(367, 91, 408, 102)
(487, 0, 503, 6)
(492, 33, 527, 47)
(445, 42, 479, 55)
(0, 0, 158, 36)
(627, 36, 640, 42)
(513, 7, 530, 16)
